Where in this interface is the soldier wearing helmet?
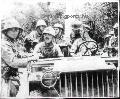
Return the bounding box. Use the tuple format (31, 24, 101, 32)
(53, 23, 64, 44)
(33, 26, 63, 58)
(70, 20, 83, 44)
(1, 18, 39, 97)
(24, 19, 47, 52)
(32, 26, 63, 97)
(53, 23, 71, 57)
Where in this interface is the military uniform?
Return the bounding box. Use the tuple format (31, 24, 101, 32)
(33, 25, 63, 58)
(1, 18, 30, 97)
(1, 37, 28, 69)
(31, 27, 63, 97)
(33, 42, 63, 58)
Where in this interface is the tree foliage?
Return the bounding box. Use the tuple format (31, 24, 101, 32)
(79, 2, 118, 38)
(2, 2, 118, 42)
(11, 2, 65, 35)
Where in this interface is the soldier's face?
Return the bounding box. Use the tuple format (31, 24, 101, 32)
(54, 28, 60, 35)
(7, 28, 19, 39)
(44, 34, 53, 44)
(38, 25, 46, 32)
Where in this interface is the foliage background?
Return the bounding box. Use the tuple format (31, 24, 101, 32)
(1, 1, 118, 44)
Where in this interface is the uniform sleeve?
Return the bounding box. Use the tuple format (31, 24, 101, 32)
(1, 42, 28, 68)
(70, 39, 78, 53)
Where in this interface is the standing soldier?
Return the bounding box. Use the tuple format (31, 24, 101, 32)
(53, 23, 70, 56)
(35, 19, 47, 42)
(53, 23, 64, 44)
(1, 18, 39, 97)
(24, 19, 47, 52)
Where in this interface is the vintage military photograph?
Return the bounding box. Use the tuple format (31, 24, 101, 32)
(0, 0, 119, 98)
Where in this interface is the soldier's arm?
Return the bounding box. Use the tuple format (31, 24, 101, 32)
(1, 43, 37, 68)
(70, 39, 78, 56)
(1, 44, 28, 68)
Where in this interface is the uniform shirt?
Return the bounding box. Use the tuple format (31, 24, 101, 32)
(33, 42, 64, 58)
(1, 35, 30, 97)
(1, 37, 28, 68)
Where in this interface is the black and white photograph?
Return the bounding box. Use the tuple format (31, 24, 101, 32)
(0, 0, 119, 98)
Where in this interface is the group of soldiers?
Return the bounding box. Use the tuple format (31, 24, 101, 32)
(1, 17, 118, 97)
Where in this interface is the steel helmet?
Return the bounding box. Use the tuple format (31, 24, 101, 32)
(36, 19, 47, 28)
(1, 18, 23, 33)
(53, 23, 63, 29)
(43, 26, 55, 36)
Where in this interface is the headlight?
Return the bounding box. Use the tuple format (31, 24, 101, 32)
(41, 71, 57, 88)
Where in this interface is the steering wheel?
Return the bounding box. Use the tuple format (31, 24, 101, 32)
(77, 41, 98, 56)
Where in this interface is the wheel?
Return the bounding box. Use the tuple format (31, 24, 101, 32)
(77, 41, 98, 56)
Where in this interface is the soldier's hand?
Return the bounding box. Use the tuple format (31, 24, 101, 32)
(28, 55, 39, 61)
(28, 53, 43, 61)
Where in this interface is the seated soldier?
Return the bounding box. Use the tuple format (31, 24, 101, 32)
(32, 26, 63, 97)
(33, 26, 64, 58)
(70, 24, 97, 56)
